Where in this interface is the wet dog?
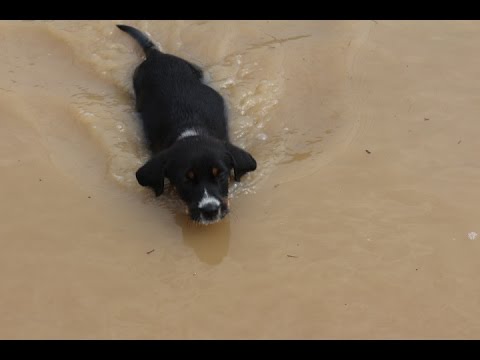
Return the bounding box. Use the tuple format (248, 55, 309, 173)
(117, 25, 257, 224)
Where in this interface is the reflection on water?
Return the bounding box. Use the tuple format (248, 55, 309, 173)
(175, 214, 230, 265)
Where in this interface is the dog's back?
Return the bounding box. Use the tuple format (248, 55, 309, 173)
(117, 25, 228, 153)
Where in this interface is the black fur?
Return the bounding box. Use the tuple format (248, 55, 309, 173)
(117, 25, 257, 224)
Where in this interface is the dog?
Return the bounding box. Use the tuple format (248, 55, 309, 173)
(117, 25, 257, 225)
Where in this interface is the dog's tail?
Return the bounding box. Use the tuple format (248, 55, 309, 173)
(116, 24, 159, 55)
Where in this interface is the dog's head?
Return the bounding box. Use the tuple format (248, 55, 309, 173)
(136, 137, 256, 224)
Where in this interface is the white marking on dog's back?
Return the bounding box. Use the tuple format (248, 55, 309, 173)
(198, 189, 220, 209)
(177, 128, 199, 140)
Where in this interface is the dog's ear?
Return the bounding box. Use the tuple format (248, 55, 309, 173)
(226, 143, 257, 181)
(136, 152, 169, 196)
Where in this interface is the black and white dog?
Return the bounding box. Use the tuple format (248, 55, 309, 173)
(117, 25, 257, 224)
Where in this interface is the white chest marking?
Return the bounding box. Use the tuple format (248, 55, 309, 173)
(177, 128, 199, 140)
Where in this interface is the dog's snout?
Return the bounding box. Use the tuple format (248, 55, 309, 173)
(200, 203, 220, 219)
(190, 194, 228, 224)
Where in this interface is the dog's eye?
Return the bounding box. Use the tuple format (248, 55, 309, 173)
(212, 168, 228, 182)
(212, 167, 227, 179)
(186, 170, 195, 182)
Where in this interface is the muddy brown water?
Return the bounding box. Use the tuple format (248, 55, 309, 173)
(1, 20, 480, 338)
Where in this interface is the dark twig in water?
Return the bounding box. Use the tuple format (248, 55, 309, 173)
(365, 150, 371, 154)
(287, 254, 298, 258)
(146, 249, 155, 254)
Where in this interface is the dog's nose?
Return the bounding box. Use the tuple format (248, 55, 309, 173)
(200, 203, 220, 219)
